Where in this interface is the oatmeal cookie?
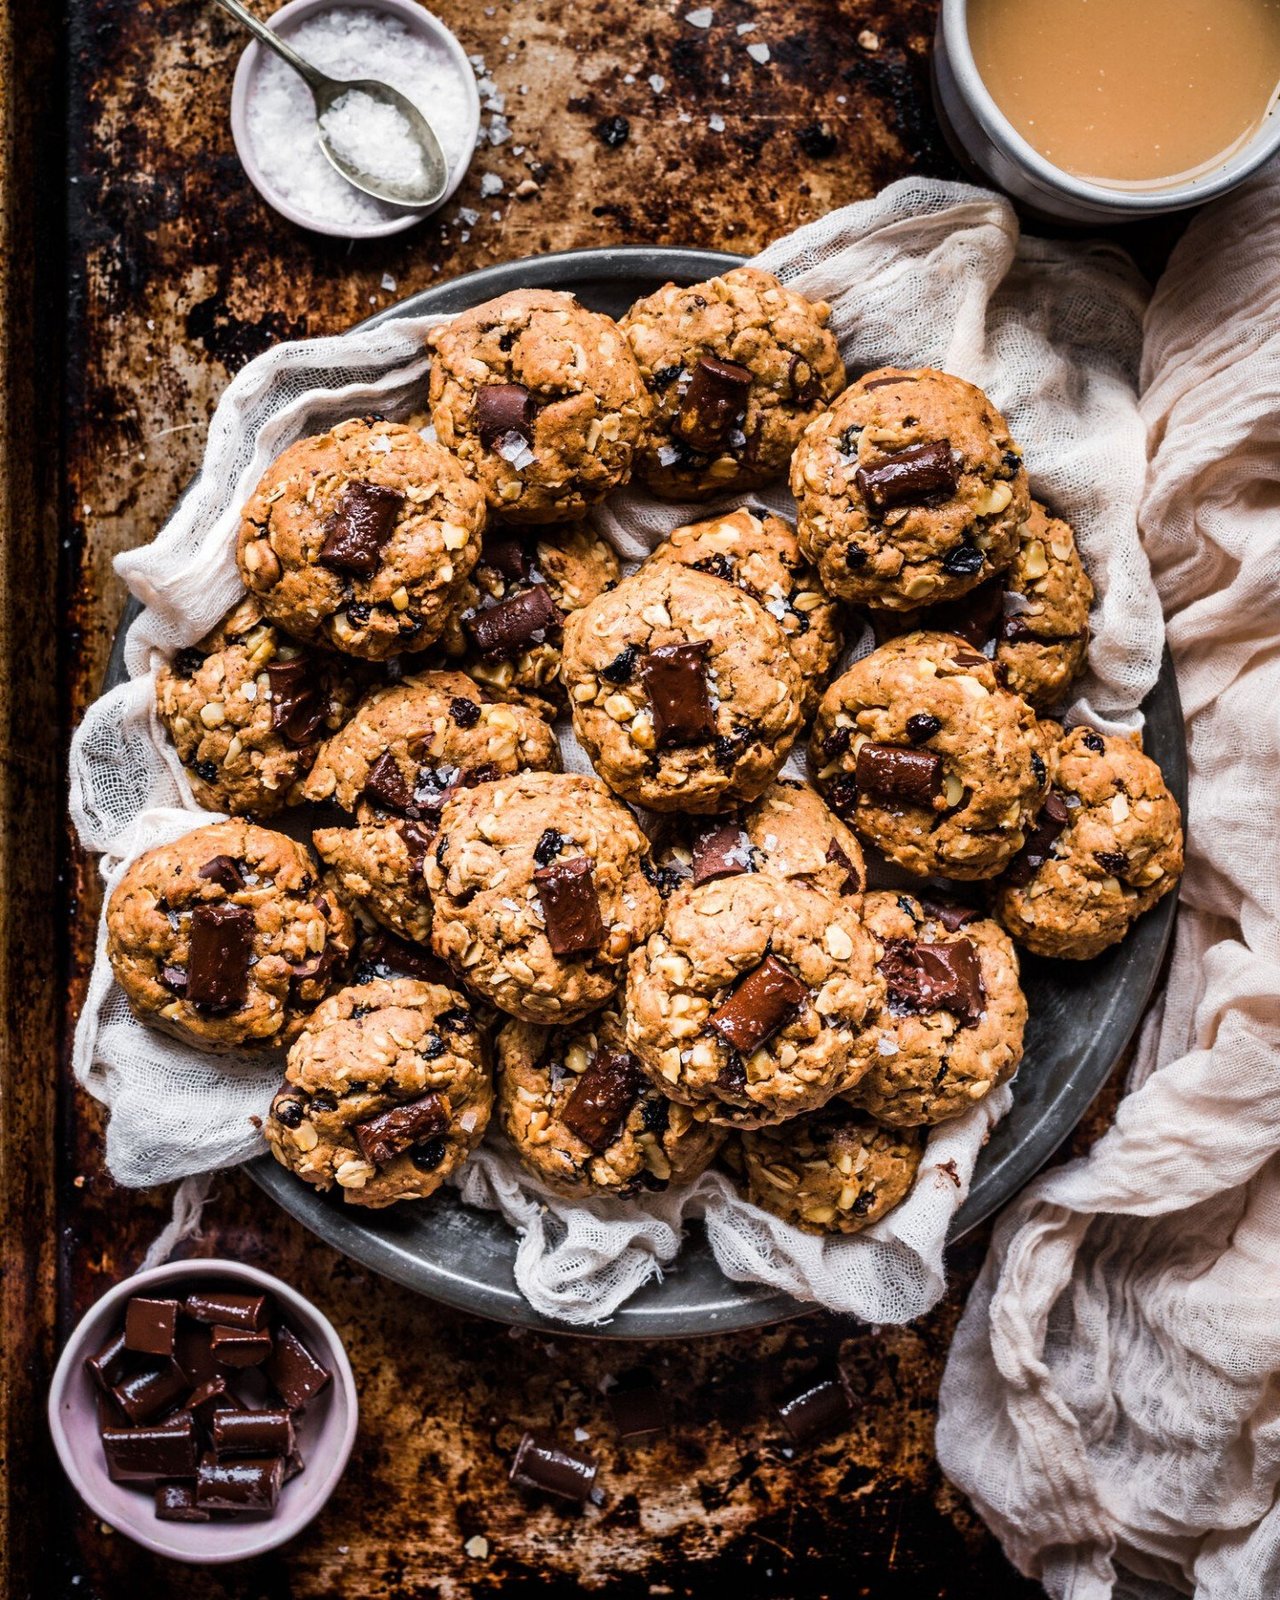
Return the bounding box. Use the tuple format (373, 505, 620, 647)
(426, 772, 662, 1024)
(496, 1005, 723, 1198)
(155, 596, 364, 817)
(738, 1105, 925, 1234)
(264, 978, 490, 1208)
(106, 821, 354, 1052)
(790, 367, 1030, 611)
(426, 289, 650, 523)
(561, 564, 804, 814)
(644, 506, 843, 719)
(811, 631, 1049, 879)
(621, 267, 845, 501)
(847, 891, 1025, 1126)
(236, 417, 486, 660)
(624, 873, 883, 1128)
(312, 820, 434, 946)
(991, 726, 1183, 959)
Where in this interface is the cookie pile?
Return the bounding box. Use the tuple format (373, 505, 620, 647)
(105, 267, 1184, 1238)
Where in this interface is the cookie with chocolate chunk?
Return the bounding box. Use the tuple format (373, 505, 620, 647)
(991, 725, 1183, 959)
(621, 267, 845, 501)
(156, 596, 363, 818)
(426, 289, 650, 523)
(426, 772, 661, 1025)
(105, 821, 354, 1052)
(264, 978, 490, 1208)
(312, 820, 435, 946)
(496, 1004, 723, 1198)
(810, 631, 1048, 879)
(561, 564, 804, 814)
(790, 367, 1030, 611)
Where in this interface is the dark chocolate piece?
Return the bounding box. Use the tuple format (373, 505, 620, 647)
(854, 743, 944, 808)
(509, 1432, 598, 1504)
(607, 1382, 668, 1442)
(197, 855, 245, 894)
(534, 856, 605, 957)
(690, 823, 753, 887)
(101, 1413, 199, 1483)
(264, 657, 325, 748)
(85, 1328, 131, 1395)
(639, 641, 715, 748)
(186, 903, 255, 1014)
(918, 895, 982, 932)
(475, 382, 537, 448)
(787, 352, 821, 407)
(675, 356, 753, 453)
(113, 1361, 190, 1424)
(212, 1407, 295, 1459)
(855, 440, 958, 512)
(161, 964, 188, 995)
(155, 1481, 211, 1523)
(263, 1324, 332, 1411)
(210, 1324, 273, 1368)
(186, 1376, 235, 1428)
(925, 579, 1004, 649)
(356, 929, 454, 986)
(824, 839, 861, 896)
(317, 481, 404, 576)
(283, 1448, 306, 1484)
(354, 1092, 449, 1166)
(195, 1452, 284, 1514)
(878, 937, 987, 1027)
(708, 955, 809, 1056)
(174, 1320, 217, 1388)
(1003, 791, 1071, 888)
(124, 1297, 179, 1358)
(363, 749, 413, 814)
(905, 713, 941, 744)
(466, 585, 561, 660)
(560, 1049, 641, 1152)
(183, 1289, 269, 1331)
(776, 1377, 852, 1446)
(861, 373, 918, 391)
(483, 530, 533, 581)
(97, 1390, 131, 1431)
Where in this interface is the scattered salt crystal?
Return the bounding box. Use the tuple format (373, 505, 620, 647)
(464, 1535, 490, 1559)
(496, 430, 536, 470)
(368, 433, 393, 453)
(685, 7, 714, 26)
(480, 172, 504, 196)
(657, 443, 682, 466)
(649, 73, 666, 92)
(677, 111, 693, 124)
(736, 20, 757, 32)
(380, 271, 396, 291)
(457, 206, 480, 225)
(623, 73, 635, 84)
(746, 41, 771, 63)
(708, 113, 726, 132)
(487, 115, 513, 145)
(573, 1427, 591, 1442)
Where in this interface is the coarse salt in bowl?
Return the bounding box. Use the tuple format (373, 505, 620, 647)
(230, 0, 481, 239)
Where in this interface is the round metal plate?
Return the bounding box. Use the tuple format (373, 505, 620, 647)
(103, 245, 1186, 1338)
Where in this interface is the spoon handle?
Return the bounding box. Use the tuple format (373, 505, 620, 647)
(210, 0, 329, 95)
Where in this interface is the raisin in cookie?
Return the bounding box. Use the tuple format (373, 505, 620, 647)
(644, 506, 843, 719)
(426, 772, 661, 1024)
(621, 267, 845, 501)
(991, 726, 1183, 960)
(426, 289, 650, 523)
(236, 417, 485, 660)
(561, 564, 804, 814)
(156, 596, 363, 818)
(264, 978, 490, 1208)
(106, 821, 354, 1052)
(625, 873, 883, 1128)
(811, 632, 1048, 879)
(790, 368, 1030, 611)
(848, 892, 1025, 1126)
(496, 1005, 723, 1198)
(738, 1105, 924, 1234)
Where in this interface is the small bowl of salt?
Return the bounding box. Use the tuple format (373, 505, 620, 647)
(230, 0, 479, 238)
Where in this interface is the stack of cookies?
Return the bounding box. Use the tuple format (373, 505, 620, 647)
(105, 268, 1184, 1238)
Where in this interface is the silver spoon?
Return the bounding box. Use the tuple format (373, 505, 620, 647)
(213, 0, 449, 208)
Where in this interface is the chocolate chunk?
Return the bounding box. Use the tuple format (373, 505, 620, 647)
(354, 1092, 449, 1166)
(788, 352, 822, 407)
(183, 1289, 270, 1331)
(1003, 791, 1071, 887)
(708, 955, 809, 1056)
(475, 382, 537, 448)
(174, 1321, 217, 1388)
(85, 1328, 131, 1394)
(113, 1361, 190, 1425)
(195, 1452, 284, 1514)
(879, 937, 987, 1027)
(640, 641, 715, 748)
(317, 481, 405, 576)
(356, 929, 453, 986)
(924, 579, 1004, 649)
(776, 1377, 852, 1446)
(484, 530, 533, 581)
(918, 895, 982, 932)
(363, 749, 413, 814)
(400, 821, 436, 876)
(449, 694, 481, 729)
(1094, 849, 1129, 876)
(101, 1413, 199, 1483)
(264, 658, 326, 748)
(905, 713, 941, 744)
(155, 1481, 211, 1523)
(186, 1376, 234, 1428)
(675, 356, 753, 453)
(861, 373, 918, 391)
(466, 585, 561, 660)
(124, 1297, 179, 1358)
(690, 823, 753, 886)
(855, 441, 958, 513)
(186, 903, 255, 1014)
(608, 1381, 668, 1441)
(161, 964, 188, 995)
(509, 1432, 598, 1503)
(283, 1448, 306, 1484)
(534, 855, 605, 957)
(854, 743, 944, 807)
(212, 1407, 296, 1459)
(210, 1325, 273, 1368)
(824, 839, 861, 896)
(263, 1324, 331, 1412)
(560, 1049, 642, 1152)
(197, 855, 245, 894)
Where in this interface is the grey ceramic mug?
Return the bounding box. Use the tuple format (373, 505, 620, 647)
(932, 0, 1280, 223)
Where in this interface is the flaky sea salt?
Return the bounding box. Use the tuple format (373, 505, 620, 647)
(318, 88, 429, 191)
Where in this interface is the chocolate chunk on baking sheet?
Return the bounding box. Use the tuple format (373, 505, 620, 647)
(509, 1431, 598, 1503)
(708, 955, 809, 1056)
(776, 1376, 853, 1446)
(466, 584, 561, 660)
(535, 855, 605, 957)
(317, 481, 405, 576)
(640, 640, 715, 748)
(879, 936, 986, 1026)
(854, 743, 944, 807)
(675, 356, 753, 453)
(186, 903, 255, 1014)
(354, 1091, 449, 1166)
(855, 441, 958, 512)
(560, 1048, 642, 1151)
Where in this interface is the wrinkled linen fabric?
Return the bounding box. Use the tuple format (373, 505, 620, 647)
(937, 161, 1280, 1599)
(68, 176, 1163, 1324)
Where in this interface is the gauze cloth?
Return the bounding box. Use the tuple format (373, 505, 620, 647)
(68, 176, 1161, 1325)
(937, 160, 1280, 1599)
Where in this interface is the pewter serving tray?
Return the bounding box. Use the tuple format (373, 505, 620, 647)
(105, 246, 1185, 1338)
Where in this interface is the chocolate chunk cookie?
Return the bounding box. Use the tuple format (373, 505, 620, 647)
(847, 892, 1025, 1126)
(561, 564, 804, 814)
(621, 267, 845, 501)
(644, 506, 843, 720)
(106, 821, 354, 1052)
(811, 631, 1048, 879)
(790, 367, 1030, 611)
(624, 873, 883, 1128)
(312, 821, 435, 946)
(236, 417, 486, 660)
(991, 726, 1183, 959)
(264, 978, 491, 1208)
(426, 772, 662, 1024)
(496, 1005, 723, 1198)
(155, 596, 363, 818)
(426, 289, 650, 523)
(738, 1105, 925, 1234)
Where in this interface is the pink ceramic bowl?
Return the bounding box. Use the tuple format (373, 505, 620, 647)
(48, 1258, 358, 1563)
